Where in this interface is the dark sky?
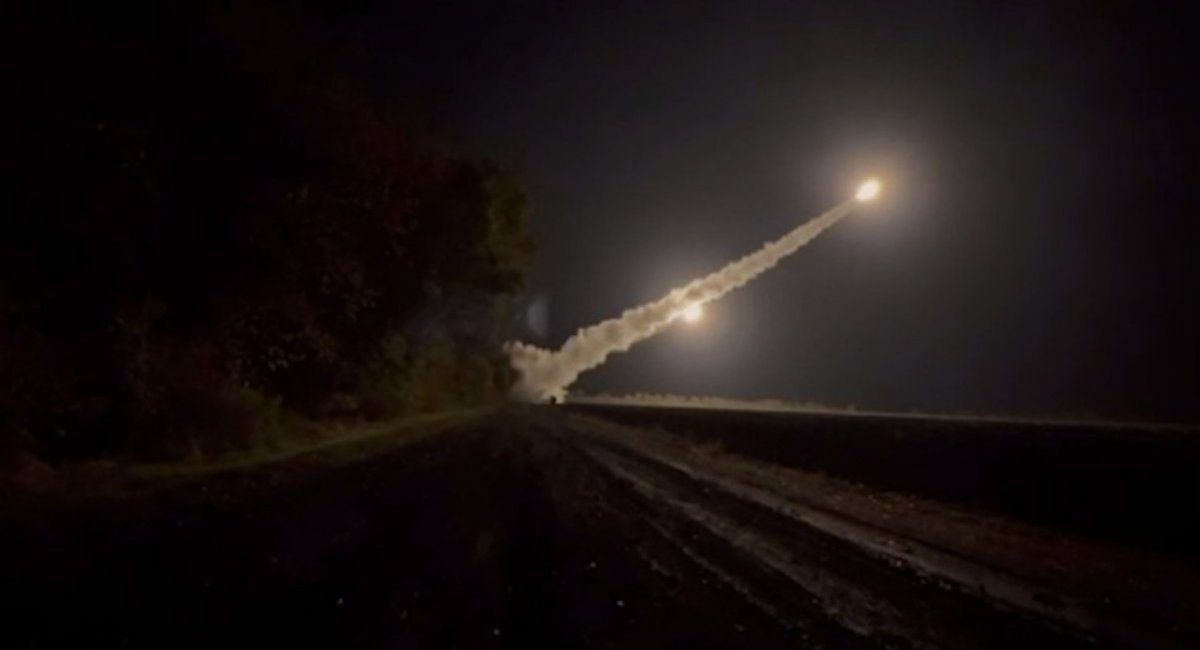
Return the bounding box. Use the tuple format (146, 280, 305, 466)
(355, 1, 1197, 420)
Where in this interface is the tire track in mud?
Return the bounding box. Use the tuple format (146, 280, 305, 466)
(565, 429, 1142, 649)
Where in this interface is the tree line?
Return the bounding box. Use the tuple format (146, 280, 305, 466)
(2, 2, 534, 460)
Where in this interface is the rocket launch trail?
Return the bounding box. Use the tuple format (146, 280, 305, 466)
(506, 180, 882, 402)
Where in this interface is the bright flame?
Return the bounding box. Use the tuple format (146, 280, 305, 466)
(856, 178, 881, 202)
(680, 302, 703, 323)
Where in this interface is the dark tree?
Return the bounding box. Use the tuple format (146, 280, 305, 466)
(2, 2, 533, 460)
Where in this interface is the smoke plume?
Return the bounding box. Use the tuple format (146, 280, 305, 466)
(506, 200, 856, 401)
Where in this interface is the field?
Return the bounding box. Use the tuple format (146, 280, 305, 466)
(568, 403, 1200, 557)
(2, 405, 1197, 648)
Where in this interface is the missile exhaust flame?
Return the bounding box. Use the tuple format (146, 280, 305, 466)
(679, 302, 704, 323)
(856, 178, 881, 202)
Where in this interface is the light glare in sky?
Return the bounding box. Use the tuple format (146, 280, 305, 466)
(681, 302, 703, 323)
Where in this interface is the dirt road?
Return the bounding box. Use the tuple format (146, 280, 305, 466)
(3, 406, 1196, 648)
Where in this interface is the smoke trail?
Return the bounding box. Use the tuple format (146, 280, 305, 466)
(506, 200, 856, 401)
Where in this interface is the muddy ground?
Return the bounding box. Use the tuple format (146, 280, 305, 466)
(570, 404, 1200, 556)
(2, 406, 1197, 649)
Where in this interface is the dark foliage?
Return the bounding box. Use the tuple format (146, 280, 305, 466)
(2, 2, 533, 459)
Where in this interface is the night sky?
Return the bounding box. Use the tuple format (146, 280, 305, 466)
(357, 1, 1196, 420)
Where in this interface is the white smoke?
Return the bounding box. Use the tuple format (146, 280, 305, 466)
(506, 200, 856, 401)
